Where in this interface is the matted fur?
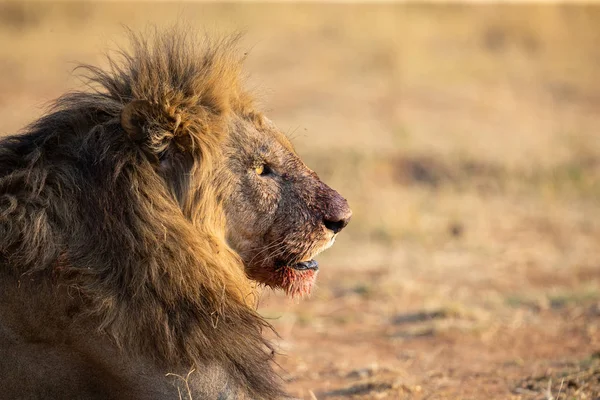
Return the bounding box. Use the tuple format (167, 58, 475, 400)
(0, 29, 286, 399)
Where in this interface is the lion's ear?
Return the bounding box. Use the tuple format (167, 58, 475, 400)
(121, 100, 182, 155)
(121, 100, 155, 142)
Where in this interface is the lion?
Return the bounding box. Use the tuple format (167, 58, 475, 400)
(0, 29, 351, 399)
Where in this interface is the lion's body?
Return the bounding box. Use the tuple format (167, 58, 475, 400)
(0, 29, 350, 399)
(0, 278, 215, 400)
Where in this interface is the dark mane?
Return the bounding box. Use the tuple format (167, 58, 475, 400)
(0, 29, 284, 399)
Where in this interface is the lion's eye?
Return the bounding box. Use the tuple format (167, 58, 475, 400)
(255, 164, 271, 176)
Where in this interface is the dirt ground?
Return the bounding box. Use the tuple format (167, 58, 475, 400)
(1, 3, 599, 399)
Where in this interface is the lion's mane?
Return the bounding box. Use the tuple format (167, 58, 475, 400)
(0, 29, 284, 398)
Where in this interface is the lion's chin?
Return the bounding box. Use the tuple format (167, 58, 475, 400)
(278, 265, 319, 297)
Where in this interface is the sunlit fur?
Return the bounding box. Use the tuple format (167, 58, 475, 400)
(0, 27, 351, 398)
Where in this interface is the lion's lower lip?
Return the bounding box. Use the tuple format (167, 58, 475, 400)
(290, 260, 318, 271)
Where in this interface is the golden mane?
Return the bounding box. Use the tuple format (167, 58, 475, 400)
(0, 29, 283, 398)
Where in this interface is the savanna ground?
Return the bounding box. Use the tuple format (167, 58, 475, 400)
(1, 2, 599, 399)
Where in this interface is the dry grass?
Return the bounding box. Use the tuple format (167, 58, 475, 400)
(1, 3, 599, 399)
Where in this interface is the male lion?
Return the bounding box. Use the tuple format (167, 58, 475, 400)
(0, 30, 351, 399)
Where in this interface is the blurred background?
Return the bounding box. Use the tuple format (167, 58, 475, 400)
(1, 2, 599, 399)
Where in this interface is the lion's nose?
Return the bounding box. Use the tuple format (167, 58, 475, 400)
(323, 203, 352, 234)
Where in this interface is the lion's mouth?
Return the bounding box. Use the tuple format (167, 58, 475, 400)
(245, 239, 336, 297)
(290, 259, 318, 271)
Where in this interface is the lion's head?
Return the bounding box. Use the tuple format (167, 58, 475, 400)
(221, 118, 351, 296)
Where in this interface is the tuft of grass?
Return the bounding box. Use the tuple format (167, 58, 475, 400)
(547, 287, 600, 309)
(165, 368, 195, 400)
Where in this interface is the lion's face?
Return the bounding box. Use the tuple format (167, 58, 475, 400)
(221, 117, 351, 296)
